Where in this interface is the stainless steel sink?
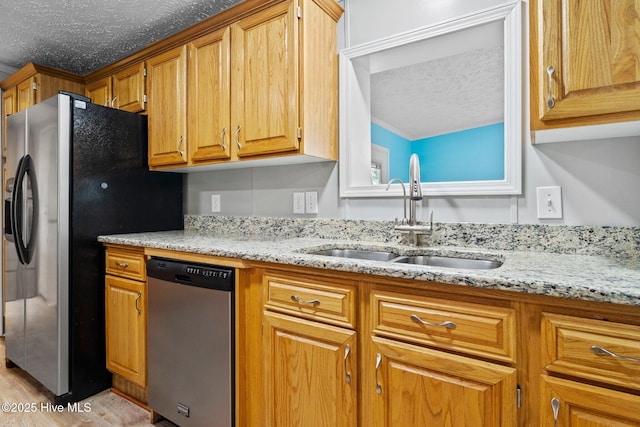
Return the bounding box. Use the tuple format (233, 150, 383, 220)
(392, 255, 502, 270)
(308, 248, 400, 261)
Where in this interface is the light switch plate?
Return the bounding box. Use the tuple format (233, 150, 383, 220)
(305, 191, 318, 214)
(536, 186, 562, 219)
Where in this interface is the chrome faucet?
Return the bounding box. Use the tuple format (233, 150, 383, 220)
(388, 154, 433, 245)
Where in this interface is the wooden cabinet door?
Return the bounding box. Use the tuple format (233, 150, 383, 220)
(2, 87, 16, 155)
(147, 45, 188, 167)
(188, 27, 232, 163)
(113, 62, 146, 112)
(367, 336, 517, 427)
(263, 310, 357, 427)
(16, 76, 38, 112)
(85, 76, 112, 107)
(105, 275, 146, 387)
(231, 0, 300, 158)
(532, 0, 640, 126)
(541, 375, 640, 426)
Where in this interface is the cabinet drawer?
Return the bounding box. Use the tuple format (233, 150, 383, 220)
(264, 272, 356, 329)
(542, 313, 640, 392)
(106, 247, 145, 281)
(371, 290, 516, 363)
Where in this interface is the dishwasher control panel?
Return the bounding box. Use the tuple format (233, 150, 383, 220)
(147, 258, 234, 292)
(185, 266, 231, 280)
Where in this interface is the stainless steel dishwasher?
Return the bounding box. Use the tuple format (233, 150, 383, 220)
(146, 258, 235, 427)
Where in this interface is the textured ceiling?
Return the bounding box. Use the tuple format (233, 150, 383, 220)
(371, 45, 504, 140)
(0, 0, 244, 75)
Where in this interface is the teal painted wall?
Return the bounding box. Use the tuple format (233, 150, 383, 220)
(371, 122, 504, 182)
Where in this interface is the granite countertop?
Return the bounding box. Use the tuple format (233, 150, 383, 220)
(98, 228, 640, 307)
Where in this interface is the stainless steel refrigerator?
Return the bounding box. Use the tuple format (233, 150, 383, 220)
(3, 93, 183, 404)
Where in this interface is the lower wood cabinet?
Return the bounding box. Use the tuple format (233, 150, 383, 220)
(368, 336, 517, 427)
(540, 312, 640, 426)
(105, 275, 147, 387)
(541, 375, 640, 426)
(104, 245, 148, 394)
(263, 311, 357, 427)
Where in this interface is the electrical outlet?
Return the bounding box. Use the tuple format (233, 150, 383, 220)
(211, 194, 221, 213)
(293, 192, 305, 214)
(305, 191, 318, 214)
(536, 186, 562, 219)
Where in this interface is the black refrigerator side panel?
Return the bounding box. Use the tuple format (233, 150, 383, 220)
(67, 101, 183, 402)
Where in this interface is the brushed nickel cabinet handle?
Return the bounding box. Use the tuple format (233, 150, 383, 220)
(111, 96, 119, 108)
(551, 397, 560, 427)
(135, 292, 142, 315)
(290, 295, 320, 306)
(344, 344, 352, 384)
(410, 314, 456, 329)
(235, 125, 241, 150)
(115, 261, 129, 269)
(220, 127, 227, 151)
(178, 135, 184, 157)
(375, 353, 382, 394)
(546, 66, 555, 108)
(591, 345, 640, 363)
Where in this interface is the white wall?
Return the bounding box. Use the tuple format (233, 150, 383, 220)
(185, 0, 640, 227)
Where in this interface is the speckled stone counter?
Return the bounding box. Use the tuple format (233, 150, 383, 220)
(98, 216, 640, 307)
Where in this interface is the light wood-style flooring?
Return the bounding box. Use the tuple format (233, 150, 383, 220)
(0, 337, 175, 426)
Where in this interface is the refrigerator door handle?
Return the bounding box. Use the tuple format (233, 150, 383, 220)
(11, 154, 39, 265)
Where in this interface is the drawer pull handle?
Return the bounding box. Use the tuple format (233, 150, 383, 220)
(551, 397, 560, 427)
(591, 345, 640, 363)
(115, 261, 129, 269)
(290, 295, 320, 306)
(135, 292, 142, 315)
(344, 344, 352, 384)
(375, 353, 382, 394)
(410, 314, 456, 329)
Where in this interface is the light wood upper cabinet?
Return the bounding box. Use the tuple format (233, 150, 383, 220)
(2, 87, 16, 156)
(146, 45, 188, 167)
(231, 0, 341, 160)
(85, 76, 111, 107)
(146, 0, 342, 170)
(0, 63, 84, 114)
(231, 1, 299, 158)
(531, 0, 640, 131)
(16, 76, 38, 111)
(112, 62, 146, 112)
(85, 63, 146, 112)
(187, 27, 232, 163)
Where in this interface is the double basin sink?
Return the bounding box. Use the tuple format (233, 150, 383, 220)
(307, 248, 503, 270)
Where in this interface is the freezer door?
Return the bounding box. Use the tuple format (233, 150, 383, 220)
(4, 110, 27, 367)
(22, 97, 68, 395)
